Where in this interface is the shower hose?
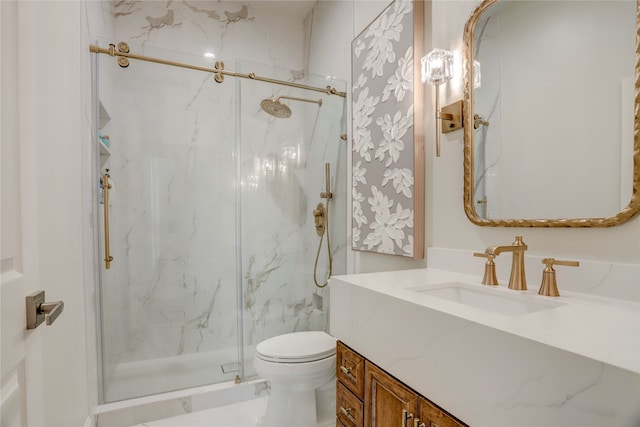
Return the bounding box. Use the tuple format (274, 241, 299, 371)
(313, 198, 332, 288)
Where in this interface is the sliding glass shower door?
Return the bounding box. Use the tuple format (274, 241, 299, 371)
(96, 45, 242, 402)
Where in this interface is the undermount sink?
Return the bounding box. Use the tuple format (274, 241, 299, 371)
(407, 282, 566, 316)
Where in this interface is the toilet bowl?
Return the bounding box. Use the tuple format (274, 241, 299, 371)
(253, 331, 337, 427)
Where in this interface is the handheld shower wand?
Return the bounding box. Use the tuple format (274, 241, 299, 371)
(313, 163, 333, 288)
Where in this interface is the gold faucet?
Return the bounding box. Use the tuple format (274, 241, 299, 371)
(484, 236, 528, 290)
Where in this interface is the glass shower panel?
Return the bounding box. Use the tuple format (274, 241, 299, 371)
(97, 44, 240, 402)
(237, 60, 347, 377)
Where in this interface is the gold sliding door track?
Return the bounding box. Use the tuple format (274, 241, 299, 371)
(89, 42, 346, 98)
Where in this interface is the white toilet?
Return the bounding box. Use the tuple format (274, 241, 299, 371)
(253, 331, 337, 427)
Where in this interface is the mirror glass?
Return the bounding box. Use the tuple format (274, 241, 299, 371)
(463, 0, 640, 226)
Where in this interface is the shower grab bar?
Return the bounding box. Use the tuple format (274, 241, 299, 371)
(102, 171, 113, 269)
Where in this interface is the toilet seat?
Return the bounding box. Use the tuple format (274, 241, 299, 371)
(255, 331, 336, 363)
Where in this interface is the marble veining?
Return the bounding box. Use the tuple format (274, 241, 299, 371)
(183, 2, 220, 21)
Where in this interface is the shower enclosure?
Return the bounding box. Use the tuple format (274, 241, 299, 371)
(94, 42, 346, 402)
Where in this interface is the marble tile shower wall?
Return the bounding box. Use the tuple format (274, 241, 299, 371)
(99, 0, 346, 378)
(235, 59, 347, 355)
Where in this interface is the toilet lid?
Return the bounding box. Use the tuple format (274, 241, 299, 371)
(255, 331, 337, 363)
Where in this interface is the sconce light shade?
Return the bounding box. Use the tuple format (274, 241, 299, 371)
(421, 48, 454, 85)
(421, 48, 461, 158)
(473, 60, 482, 89)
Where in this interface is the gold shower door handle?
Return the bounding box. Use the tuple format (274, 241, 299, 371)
(102, 172, 113, 269)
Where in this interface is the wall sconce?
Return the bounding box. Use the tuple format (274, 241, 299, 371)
(473, 60, 481, 89)
(421, 48, 463, 157)
(471, 60, 490, 129)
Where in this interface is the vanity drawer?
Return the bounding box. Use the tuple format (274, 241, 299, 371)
(337, 341, 365, 399)
(418, 397, 467, 427)
(337, 381, 364, 427)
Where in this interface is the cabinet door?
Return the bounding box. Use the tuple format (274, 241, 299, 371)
(337, 341, 366, 399)
(364, 362, 419, 427)
(337, 381, 364, 427)
(418, 397, 467, 427)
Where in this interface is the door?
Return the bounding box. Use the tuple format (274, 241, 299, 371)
(1, 2, 90, 426)
(0, 2, 45, 425)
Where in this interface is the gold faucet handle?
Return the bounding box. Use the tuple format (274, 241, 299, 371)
(474, 252, 494, 260)
(474, 252, 499, 286)
(544, 258, 579, 268)
(539, 258, 579, 297)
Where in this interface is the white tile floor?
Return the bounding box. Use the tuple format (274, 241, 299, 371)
(130, 396, 268, 427)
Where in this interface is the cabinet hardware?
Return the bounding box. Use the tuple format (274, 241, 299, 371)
(340, 365, 356, 381)
(340, 406, 357, 424)
(340, 365, 352, 374)
(402, 409, 415, 427)
(414, 419, 426, 427)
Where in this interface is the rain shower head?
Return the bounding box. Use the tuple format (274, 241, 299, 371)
(260, 95, 322, 119)
(260, 98, 292, 119)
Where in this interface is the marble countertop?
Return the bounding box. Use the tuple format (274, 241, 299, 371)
(331, 268, 640, 375)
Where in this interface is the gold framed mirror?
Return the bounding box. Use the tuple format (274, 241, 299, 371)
(463, 0, 640, 227)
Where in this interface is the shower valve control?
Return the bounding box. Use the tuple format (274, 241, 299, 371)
(313, 203, 326, 236)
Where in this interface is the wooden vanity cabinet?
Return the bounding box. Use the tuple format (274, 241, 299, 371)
(336, 341, 467, 427)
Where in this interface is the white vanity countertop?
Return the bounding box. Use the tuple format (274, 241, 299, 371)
(331, 268, 640, 375)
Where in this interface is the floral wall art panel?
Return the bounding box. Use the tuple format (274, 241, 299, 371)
(351, 0, 424, 258)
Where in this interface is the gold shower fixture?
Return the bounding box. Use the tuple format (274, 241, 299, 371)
(260, 96, 322, 119)
(313, 163, 333, 288)
(89, 42, 346, 98)
(313, 203, 327, 236)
